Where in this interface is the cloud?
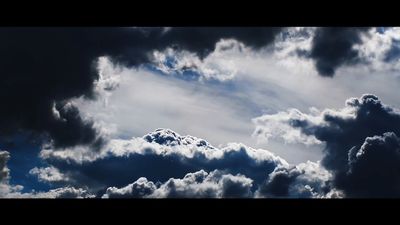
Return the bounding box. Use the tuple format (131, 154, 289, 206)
(38, 128, 288, 191)
(0, 186, 95, 199)
(31, 187, 95, 199)
(255, 94, 400, 197)
(29, 166, 69, 183)
(252, 108, 323, 145)
(256, 161, 343, 198)
(103, 169, 253, 198)
(0, 151, 10, 182)
(308, 27, 371, 76)
(0, 27, 283, 153)
(338, 132, 400, 197)
(159, 27, 283, 58)
(151, 39, 249, 82)
(3, 128, 349, 198)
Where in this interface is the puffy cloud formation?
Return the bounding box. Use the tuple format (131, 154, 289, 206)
(252, 108, 323, 145)
(103, 170, 253, 198)
(256, 161, 343, 198)
(31, 187, 95, 199)
(33, 128, 345, 198)
(254, 94, 400, 197)
(1, 186, 95, 199)
(339, 132, 400, 197)
(29, 166, 69, 183)
(38, 128, 288, 190)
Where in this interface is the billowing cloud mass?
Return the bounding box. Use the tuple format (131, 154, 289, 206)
(29, 166, 69, 183)
(254, 94, 400, 197)
(3, 27, 400, 198)
(38, 129, 288, 191)
(256, 161, 342, 198)
(0, 27, 283, 152)
(308, 27, 371, 76)
(24, 128, 341, 198)
(341, 132, 400, 197)
(103, 170, 254, 198)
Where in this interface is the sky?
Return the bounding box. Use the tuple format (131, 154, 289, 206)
(1, 27, 400, 198)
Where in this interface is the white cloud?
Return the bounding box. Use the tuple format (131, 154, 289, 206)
(39, 128, 288, 167)
(29, 166, 69, 183)
(36, 129, 288, 194)
(103, 169, 254, 198)
(252, 108, 323, 145)
(256, 161, 344, 198)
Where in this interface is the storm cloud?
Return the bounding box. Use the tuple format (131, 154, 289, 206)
(309, 27, 370, 76)
(254, 94, 400, 197)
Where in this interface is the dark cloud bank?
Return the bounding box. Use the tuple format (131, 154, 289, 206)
(0, 27, 283, 152)
(278, 94, 400, 197)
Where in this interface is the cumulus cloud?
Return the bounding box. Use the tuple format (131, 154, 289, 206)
(38, 128, 288, 190)
(31, 187, 95, 199)
(338, 132, 400, 197)
(256, 161, 343, 198)
(254, 94, 400, 197)
(103, 170, 253, 198)
(29, 166, 69, 183)
(1, 186, 95, 199)
(30, 128, 347, 198)
(252, 108, 323, 145)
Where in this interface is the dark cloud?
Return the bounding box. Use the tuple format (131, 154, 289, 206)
(257, 161, 338, 198)
(309, 27, 370, 76)
(339, 132, 400, 197)
(0, 27, 283, 150)
(0, 28, 160, 150)
(296, 94, 400, 173)
(275, 94, 400, 197)
(103, 170, 253, 198)
(0, 27, 282, 152)
(160, 27, 283, 58)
